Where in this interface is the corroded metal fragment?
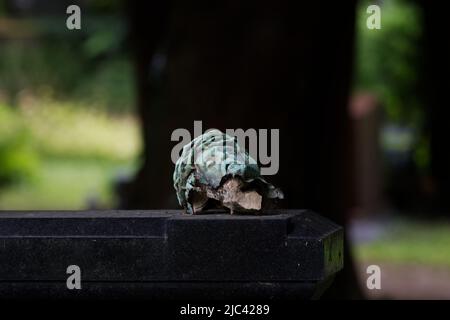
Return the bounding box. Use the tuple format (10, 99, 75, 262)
(173, 129, 283, 214)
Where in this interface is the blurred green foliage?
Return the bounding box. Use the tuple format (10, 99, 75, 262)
(355, 0, 423, 125)
(0, 104, 38, 186)
(0, 4, 133, 112)
(0, 38, 133, 112)
(0, 101, 141, 209)
(0, 3, 139, 208)
(355, 0, 430, 173)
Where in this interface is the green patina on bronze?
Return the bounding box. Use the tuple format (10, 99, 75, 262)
(173, 129, 283, 214)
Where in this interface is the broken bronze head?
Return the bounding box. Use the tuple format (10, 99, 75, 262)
(173, 129, 283, 214)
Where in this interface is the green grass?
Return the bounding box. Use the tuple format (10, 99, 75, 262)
(0, 100, 141, 209)
(21, 101, 141, 161)
(0, 158, 137, 210)
(354, 220, 450, 267)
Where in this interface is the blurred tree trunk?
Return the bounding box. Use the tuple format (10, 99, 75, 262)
(121, 1, 170, 209)
(124, 0, 362, 298)
(421, 2, 450, 214)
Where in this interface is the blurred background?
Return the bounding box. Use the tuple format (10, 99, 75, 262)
(1, 0, 450, 299)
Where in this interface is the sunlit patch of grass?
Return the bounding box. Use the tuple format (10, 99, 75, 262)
(354, 220, 450, 267)
(0, 99, 141, 210)
(20, 101, 141, 161)
(0, 158, 137, 210)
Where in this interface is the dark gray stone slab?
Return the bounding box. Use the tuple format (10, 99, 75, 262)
(0, 210, 343, 299)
